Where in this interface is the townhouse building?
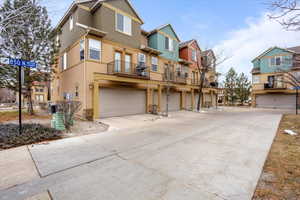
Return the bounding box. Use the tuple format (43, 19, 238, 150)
(51, 0, 218, 119)
(251, 46, 300, 109)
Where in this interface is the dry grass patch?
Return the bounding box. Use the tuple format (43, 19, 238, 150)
(0, 110, 50, 123)
(253, 114, 300, 200)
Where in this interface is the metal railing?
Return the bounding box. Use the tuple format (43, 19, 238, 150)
(164, 71, 187, 84)
(264, 82, 287, 90)
(107, 60, 150, 79)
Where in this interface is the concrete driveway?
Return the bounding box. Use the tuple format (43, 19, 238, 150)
(0, 108, 283, 200)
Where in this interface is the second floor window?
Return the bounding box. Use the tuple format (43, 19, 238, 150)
(116, 13, 132, 35)
(89, 39, 101, 60)
(252, 76, 260, 84)
(138, 53, 146, 66)
(80, 39, 85, 61)
(165, 37, 173, 51)
(151, 57, 158, 72)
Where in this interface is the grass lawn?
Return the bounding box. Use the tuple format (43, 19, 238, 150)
(253, 114, 300, 200)
(0, 110, 50, 123)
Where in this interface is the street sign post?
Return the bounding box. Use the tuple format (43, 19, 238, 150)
(1, 57, 37, 134)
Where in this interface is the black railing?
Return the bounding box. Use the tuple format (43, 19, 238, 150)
(107, 61, 150, 79)
(264, 82, 286, 90)
(163, 71, 187, 84)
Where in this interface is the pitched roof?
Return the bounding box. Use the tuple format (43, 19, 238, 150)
(148, 24, 181, 42)
(91, 0, 144, 24)
(252, 46, 296, 62)
(287, 46, 300, 54)
(56, 0, 144, 29)
(179, 40, 194, 48)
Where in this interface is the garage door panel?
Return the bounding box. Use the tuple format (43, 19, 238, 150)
(256, 94, 296, 109)
(186, 93, 192, 110)
(99, 88, 146, 118)
(161, 92, 180, 112)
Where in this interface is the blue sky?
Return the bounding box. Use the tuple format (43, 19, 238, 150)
(3, 0, 299, 78)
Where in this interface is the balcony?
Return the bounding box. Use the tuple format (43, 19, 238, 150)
(264, 83, 287, 90)
(163, 71, 188, 84)
(251, 67, 261, 74)
(107, 61, 150, 80)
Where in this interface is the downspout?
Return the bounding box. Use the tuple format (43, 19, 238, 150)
(83, 33, 88, 117)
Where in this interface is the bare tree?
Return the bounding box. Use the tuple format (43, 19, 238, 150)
(267, 0, 300, 31)
(196, 49, 228, 111)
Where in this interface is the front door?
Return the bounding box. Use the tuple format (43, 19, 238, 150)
(125, 54, 131, 73)
(268, 76, 275, 88)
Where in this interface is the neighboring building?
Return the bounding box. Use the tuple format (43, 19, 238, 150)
(51, 0, 219, 119)
(251, 46, 300, 109)
(16, 82, 49, 105)
(0, 88, 15, 103)
(179, 40, 218, 108)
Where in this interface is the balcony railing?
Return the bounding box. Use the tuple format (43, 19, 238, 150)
(107, 61, 150, 79)
(264, 82, 287, 90)
(163, 71, 188, 84)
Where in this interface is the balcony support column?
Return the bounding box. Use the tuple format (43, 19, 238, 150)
(181, 91, 186, 110)
(191, 89, 195, 110)
(93, 82, 100, 120)
(252, 94, 257, 108)
(146, 87, 152, 113)
(157, 84, 162, 113)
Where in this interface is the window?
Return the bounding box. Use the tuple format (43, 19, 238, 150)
(61, 52, 67, 70)
(70, 15, 73, 31)
(151, 57, 158, 72)
(165, 37, 173, 51)
(283, 56, 293, 65)
(253, 76, 260, 84)
(138, 53, 146, 65)
(116, 13, 132, 35)
(80, 39, 85, 61)
(125, 54, 131, 73)
(270, 56, 282, 66)
(89, 39, 101, 60)
(114, 52, 121, 72)
(192, 50, 197, 61)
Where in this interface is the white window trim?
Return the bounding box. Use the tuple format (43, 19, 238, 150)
(270, 56, 282, 67)
(138, 53, 146, 64)
(252, 75, 260, 84)
(88, 39, 102, 61)
(70, 15, 74, 31)
(151, 56, 158, 72)
(115, 12, 132, 36)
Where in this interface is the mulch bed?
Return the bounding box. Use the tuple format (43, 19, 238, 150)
(0, 124, 62, 150)
(252, 114, 300, 200)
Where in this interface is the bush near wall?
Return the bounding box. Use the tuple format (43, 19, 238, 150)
(0, 124, 62, 150)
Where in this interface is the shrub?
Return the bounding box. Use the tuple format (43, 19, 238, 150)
(0, 124, 62, 150)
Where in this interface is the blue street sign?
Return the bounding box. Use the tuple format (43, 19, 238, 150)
(8, 58, 37, 68)
(294, 86, 300, 90)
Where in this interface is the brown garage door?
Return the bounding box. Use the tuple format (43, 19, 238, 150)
(99, 88, 146, 118)
(256, 94, 296, 109)
(161, 92, 181, 112)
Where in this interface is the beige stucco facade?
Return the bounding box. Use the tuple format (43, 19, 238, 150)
(52, 0, 218, 119)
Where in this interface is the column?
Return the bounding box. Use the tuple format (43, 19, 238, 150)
(191, 89, 195, 110)
(93, 82, 99, 120)
(158, 84, 162, 113)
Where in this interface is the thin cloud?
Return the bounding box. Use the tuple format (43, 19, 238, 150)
(214, 12, 300, 79)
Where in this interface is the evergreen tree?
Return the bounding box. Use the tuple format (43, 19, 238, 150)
(236, 73, 251, 104)
(0, 0, 57, 114)
(224, 67, 238, 105)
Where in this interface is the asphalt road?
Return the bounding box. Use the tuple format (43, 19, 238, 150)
(0, 108, 284, 200)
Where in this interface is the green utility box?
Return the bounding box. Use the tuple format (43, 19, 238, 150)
(51, 112, 65, 131)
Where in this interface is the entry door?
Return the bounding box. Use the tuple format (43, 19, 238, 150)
(114, 52, 121, 72)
